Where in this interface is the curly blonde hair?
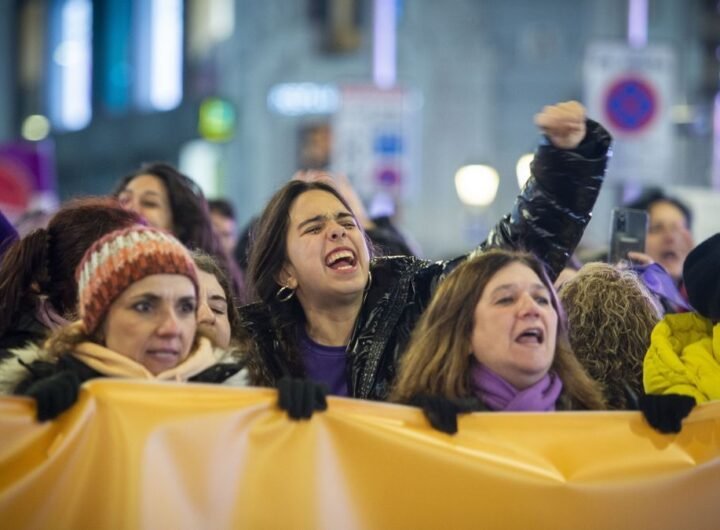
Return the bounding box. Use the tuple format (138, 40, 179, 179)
(558, 262, 662, 409)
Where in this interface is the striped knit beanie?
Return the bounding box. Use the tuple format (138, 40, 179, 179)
(76, 225, 198, 334)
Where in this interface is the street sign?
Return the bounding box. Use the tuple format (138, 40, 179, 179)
(584, 42, 675, 184)
(604, 77, 657, 132)
(331, 85, 421, 200)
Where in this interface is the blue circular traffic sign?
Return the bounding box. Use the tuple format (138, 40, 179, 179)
(604, 77, 657, 132)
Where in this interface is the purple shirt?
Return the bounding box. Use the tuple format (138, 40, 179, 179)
(299, 330, 349, 396)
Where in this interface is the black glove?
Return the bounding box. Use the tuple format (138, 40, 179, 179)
(408, 394, 476, 435)
(24, 370, 82, 422)
(277, 377, 328, 420)
(638, 393, 696, 434)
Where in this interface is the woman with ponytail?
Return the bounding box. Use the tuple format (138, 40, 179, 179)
(0, 197, 142, 358)
(0, 226, 325, 424)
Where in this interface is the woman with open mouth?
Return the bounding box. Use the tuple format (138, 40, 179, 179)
(391, 249, 606, 434)
(240, 101, 613, 404)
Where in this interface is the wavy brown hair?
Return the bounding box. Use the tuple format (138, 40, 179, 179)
(558, 262, 661, 409)
(391, 249, 606, 410)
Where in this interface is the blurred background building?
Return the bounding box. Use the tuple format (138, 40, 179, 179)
(1, 0, 720, 257)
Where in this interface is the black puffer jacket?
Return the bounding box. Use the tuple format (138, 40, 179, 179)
(240, 120, 612, 400)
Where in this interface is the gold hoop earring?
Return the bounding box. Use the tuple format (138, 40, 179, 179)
(364, 270, 372, 293)
(276, 285, 295, 302)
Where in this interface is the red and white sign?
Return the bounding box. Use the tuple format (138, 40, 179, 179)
(584, 42, 675, 183)
(331, 85, 421, 201)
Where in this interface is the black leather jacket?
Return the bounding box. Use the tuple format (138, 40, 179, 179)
(240, 120, 612, 400)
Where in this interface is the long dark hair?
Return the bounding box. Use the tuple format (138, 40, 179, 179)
(114, 162, 217, 251)
(114, 162, 246, 302)
(0, 197, 142, 336)
(244, 180, 369, 381)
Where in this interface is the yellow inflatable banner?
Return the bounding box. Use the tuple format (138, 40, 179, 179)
(1, 380, 719, 529)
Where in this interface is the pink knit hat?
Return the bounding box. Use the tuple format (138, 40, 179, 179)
(76, 226, 198, 334)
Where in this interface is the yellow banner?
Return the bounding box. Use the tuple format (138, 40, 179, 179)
(1, 380, 719, 529)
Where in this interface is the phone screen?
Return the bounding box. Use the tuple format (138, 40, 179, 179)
(608, 208, 648, 264)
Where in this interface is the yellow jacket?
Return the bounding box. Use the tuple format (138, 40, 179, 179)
(643, 312, 720, 403)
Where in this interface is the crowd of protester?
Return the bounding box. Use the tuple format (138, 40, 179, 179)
(0, 100, 717, 435)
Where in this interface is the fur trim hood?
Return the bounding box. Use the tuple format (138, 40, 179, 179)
(211, 346, 249, 387)
(0, 342, 52, 395)
(0, 343, 248, 395)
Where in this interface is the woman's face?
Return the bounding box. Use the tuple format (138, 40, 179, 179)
(470, 262, 558, 390)
(281, 190, 370, 307)
(117, 174, 174, 231)
(197, 269, 232, 349)
(102, 274, 197, 375)
(645, 201, 694, 281)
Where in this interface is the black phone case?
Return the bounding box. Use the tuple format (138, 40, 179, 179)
(608, 208, 648, 263)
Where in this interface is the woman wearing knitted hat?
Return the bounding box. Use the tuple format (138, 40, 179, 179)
(640, 233, 720, 433)
(0, 226, 249, 421)
(390, 249, 606, 434)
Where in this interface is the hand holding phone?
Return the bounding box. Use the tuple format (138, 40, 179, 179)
(608, 208, 648, 264)
(626, 251, 654, 265)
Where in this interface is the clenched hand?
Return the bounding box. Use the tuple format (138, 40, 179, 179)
(534, 100, 587, 150)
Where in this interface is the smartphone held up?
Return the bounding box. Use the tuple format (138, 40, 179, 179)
(608, 208, 649, 264)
